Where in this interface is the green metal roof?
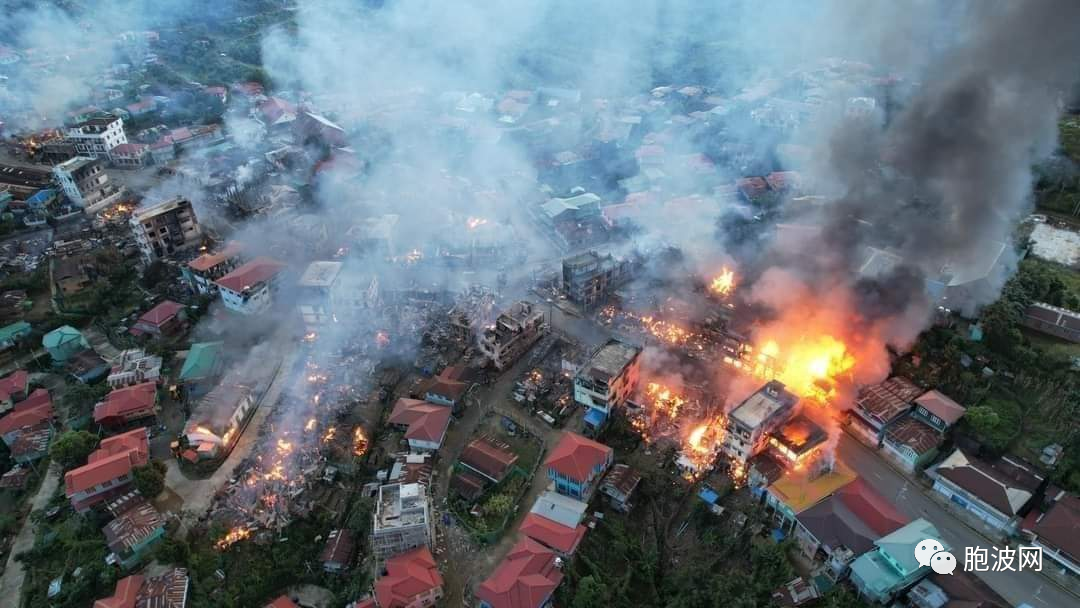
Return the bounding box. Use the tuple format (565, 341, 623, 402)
(875, 517, 942, 575)
(0, 321, 31, 342)
(42, 325, 83, 348)
(179, 341, 224, 381)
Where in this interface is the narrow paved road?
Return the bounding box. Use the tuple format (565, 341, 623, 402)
(0, 463, 61, 606)
(838, 433, 1075, 608)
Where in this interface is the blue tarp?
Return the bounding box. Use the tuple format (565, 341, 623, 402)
(771, 528, 786, 542)
(26, 189, 55, 208)
(584, 408, 606, 427)
(698, 487, 720, 505)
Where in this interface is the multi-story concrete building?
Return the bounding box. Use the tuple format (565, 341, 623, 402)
(573, 339, 641, 431)
(53, 156, 123, 212)
(183, 242, 246, 295)
(297, 260, 381, 327)
(561, 249, 634, 309)
(477, 301, 548, 370)
(64, 113, 127, 159)
(130, 197, 201, 262)
(372, 482, 433, 562)
(721, 380, 799, 468)
(215, 257, 286, 315)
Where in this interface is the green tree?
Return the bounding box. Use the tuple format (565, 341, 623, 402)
(132, 461, 166, 498)
(964, 405, 1000, 434)
(50, 430, 99, 470)
(60, 382, 110, 421)
(484, 493, 514, 518)
(572, 575, 610, 608)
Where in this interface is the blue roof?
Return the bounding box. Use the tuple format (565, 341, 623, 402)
(584, 408, 606, 427)
(27, 189, 55, 205)
(698, 487, 720, 504)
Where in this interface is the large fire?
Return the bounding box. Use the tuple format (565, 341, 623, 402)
(631, 382, 726, 479)
(749, 335, 855, 403)
(709, 267, 736, 297)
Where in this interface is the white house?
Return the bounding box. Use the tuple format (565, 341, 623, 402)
(215, 257, 286, 315)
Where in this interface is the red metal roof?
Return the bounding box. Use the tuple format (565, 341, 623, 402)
(476, 537, 564, 608)
(375, 547, 443, 608)
(544, 432, 612, 482)
(1031, 493, 1080, 567)
(109, 143, 147, 156)
(519, 512, 586, 555)
(66, 429, 149, 496)
(138, 300, 183, 327)
(460, 436, 519, 482)
(0, 397, 53, 436)
(319, 528, 355, 566)
(215, 256, 285, 293)
(914, 390, 966, 426)
(188, 241, 244, 272)
(424, 375, 468, 401)
(94, 382, 157, 425)
(387, 398, 452, 444)
(0, 369, 28, 402)
(17, 387, 52, 411)
(265, 597, 300, 608)
(93, 574, 144, 608)
(883, 416, 941, 456)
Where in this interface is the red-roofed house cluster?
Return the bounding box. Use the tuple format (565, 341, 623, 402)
(849, 379, 967, 472)
(471, 431, 619, 608)
(0, 384, 55, 465)
(94, 381, 158, 429)
(94, 567, 188, 608)
(387, 398, 453, 453)
(65, 428, 150, 513)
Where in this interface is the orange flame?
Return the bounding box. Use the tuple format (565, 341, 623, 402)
(751, 335, 855, 403)
(215, 526, 251, 550)
(709, 267, 736, 297)
(352, 427, 368, 457)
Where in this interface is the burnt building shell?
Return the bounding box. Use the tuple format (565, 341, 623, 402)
(561, 249, 635, 309)
(478, 301, 548, 370)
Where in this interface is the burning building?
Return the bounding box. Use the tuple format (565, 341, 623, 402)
(477, 300, 548, 370)
(179, 380, 255, 462)
(561, 249, 635, 309)
(372, 482, 433, 562)
(573, 339, 642, 431)
(721, 381, 800, 474)
(767, 415, 829, 469)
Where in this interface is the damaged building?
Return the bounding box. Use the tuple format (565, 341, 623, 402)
(178, 379, 256, 462)
(297, 260, 380, 328)
(477, 301, 548, 370)
(129, 197, 202, 262)
(562, 249, 635, 309)
(372, 482, 433, 562)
